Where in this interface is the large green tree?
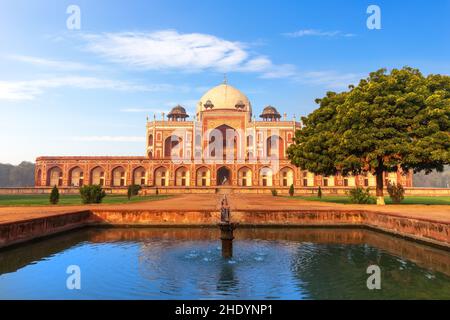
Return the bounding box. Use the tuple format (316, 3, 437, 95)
(287, 67, 450, 204)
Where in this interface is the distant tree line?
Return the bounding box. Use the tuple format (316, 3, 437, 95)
(413, 165, 450, 188)
(0, 162, 35, 187)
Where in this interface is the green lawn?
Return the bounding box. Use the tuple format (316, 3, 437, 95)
(289, 195, 450, 205)
(0, 194, 172, 206)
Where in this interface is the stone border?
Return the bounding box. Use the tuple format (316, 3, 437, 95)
(1, 208, 448, 251)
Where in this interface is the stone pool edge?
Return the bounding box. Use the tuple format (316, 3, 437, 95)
(0, 209, 449, 251)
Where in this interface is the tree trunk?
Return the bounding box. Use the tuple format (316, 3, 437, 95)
(375, 169, 385, 205)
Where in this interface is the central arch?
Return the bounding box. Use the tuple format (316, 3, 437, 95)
(266, 135, 284, 158)
(217, 166, 231, 186)
(209, 124, 239, 160)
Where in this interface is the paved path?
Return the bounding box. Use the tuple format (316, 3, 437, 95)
(0, 193, 449, 224)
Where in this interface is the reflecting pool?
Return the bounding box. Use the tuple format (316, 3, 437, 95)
(1, 227, 450, 299)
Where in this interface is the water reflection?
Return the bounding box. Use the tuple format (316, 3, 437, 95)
(0, 227, 449, 299)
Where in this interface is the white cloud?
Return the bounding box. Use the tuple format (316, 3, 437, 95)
(0, 76, 174, 101)
(296, 71, 363, 90)
(69, 136, 145, 142)
(165, 99, 197, 110)
(260, 64, 298, 79)
(120, 99, 198, 114)
(82, 30, 295, 78)
(120, 108, 167, 113)
(7, 55, 98, 71)
(283, 29, 355, 38)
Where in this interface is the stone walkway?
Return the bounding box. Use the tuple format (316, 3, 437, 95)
(0, 193, 449, 224)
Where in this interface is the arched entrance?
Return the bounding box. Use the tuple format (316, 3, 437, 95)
(69, 166, 84, 187)
(175, 167, 190, 186)
(238, 167, 252, 186)
(209, 124, 239, 160)
(90, 166, 105, 186)
(133, 166, 146, 185)
(154, 166, 169, 187)
(280, 167, 294, 187)
(266, 135, 284, 158)
(217, 167, 231, 186)
(47, 166, 63, 187)
(259, 167, 273, 187)
(196, 167, 210, 187)
(111, 166, 126, 187)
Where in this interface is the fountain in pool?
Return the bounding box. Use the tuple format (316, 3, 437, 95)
(218, 195, 238, 258)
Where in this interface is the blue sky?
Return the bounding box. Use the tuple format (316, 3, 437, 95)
(0, 0, 449, 164)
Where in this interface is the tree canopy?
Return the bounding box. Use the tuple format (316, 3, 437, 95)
(287, 67, 450, 203)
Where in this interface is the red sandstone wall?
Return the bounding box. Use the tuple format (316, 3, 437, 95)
(0, 211, 91, 248)
(90, 209, 450, 249)
(1, 209, 448, 250)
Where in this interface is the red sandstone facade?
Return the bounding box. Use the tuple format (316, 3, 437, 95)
(35, 83, 413, 190)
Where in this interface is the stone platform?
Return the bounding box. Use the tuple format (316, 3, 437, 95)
(0, 194, 449, 249)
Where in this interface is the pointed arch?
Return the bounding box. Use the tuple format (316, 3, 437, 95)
(47, 166, 63, 187)
(164, 135, 183, 158)
(69, 166, 84, 187)
(148, 134, 153, 146)
(217, 166, 232, 186)
(279, 166, 294, 187)
(175, 166, 190, 186)
(111, 166, 126, 187)
(238, 166, 252, 186)
(154, 166, 169, 187)
(266, 135, 284, 158)
(90, 166, 105, 186)
(208, 124, 240, 160)
(259, 167, 273, 187)
(133, 166, 147, 185)
(36, 169, 42, 186)
(196, 166, 211, 187)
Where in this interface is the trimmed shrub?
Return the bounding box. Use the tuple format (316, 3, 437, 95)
(49, 185, 59, 205)
(127, 184, 142, 200)
(289, 184, 295, 196)
(79, 185, 106, 204)
(318, 186, 322, 198)
(271, 189, 278, 196)
(348, 187, 375, 204)
(387, 181, 405, 203)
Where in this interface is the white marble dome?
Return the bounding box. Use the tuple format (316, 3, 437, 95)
(197, 83, 251, 116)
